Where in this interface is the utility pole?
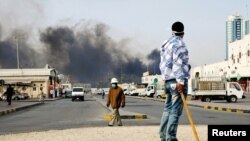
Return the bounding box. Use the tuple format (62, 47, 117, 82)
(120, 64, 123, 84)
(15, 37, 20, 69)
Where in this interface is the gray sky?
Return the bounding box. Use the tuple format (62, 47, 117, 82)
(0, 0, 249, 66)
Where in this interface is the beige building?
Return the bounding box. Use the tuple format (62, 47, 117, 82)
(0, 68, 58, 98)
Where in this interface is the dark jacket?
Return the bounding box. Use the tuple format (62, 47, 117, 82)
(107, 86, 125, 109)
(6, 87, 14, 96)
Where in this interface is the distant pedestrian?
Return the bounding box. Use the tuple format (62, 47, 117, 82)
(6, 85, 14, 105)
(106, 78, 125, 126)
(62, 88, 66, 95)
(102, 89, 105, 99)
(159, 21, 190, 141)
(50, 89, 53, 98)
(39, 92, 45, 103)
(55, 89, 57, 97)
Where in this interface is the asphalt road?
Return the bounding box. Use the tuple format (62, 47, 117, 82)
(0, 95, 110, 134)
(123, 96, 250, 125)
(1, 95, 250, 135)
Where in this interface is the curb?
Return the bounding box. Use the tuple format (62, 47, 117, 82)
(127, 95, 192, 102)
(203, 105, 250, 114)
(18, 98, 63, 102)
(93, 96, 148, 120)
(0, 102, 44, 117)
(127, 96, 250, 114)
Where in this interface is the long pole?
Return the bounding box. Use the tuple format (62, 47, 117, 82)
(180, 92, 200, 141)
(121, 64, 123, 83)
(16, 38, 20, 69)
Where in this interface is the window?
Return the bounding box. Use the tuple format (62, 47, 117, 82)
(73, 88, 83, 92)
(248, 50, 250, 56)
(33, 87, 36, 91)
(147, 87, 152, 91)
(239, 52, 241, 58)
(40, 84, 43, 86)
(230, 83, 241, 91)
(40, 87, 43, 91)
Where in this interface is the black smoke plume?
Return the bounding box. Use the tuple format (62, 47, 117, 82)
(147, 49, 161, 75)
(0, 28, 40, 68)
(40, 23, 150, 86)
(0, 22, 160, 87)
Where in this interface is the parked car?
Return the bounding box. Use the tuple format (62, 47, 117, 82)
(64, 91, 72, 98)
(21, 93, 30, 99)
(0, 91, 28, 101)
(12, 93, 25, 100)
(123, 89, 130, 95)
(0, 93, 7, 101)
(95, 89, 102, 95)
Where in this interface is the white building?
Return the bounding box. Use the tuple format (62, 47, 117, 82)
(228, 33, 250, 66)
(191, 61, 228, 79)
(193, 34, 250, 92)
(141, 72, 164, 90)
(0, 68, 59, 98)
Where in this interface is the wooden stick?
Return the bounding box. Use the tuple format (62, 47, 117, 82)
(180, 92, 200, 141)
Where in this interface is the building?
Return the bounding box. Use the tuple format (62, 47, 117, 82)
(226, 14, 249, 60)
(141, 72, 164, 90)
(0, 68, 59, 98)
(193, 34, 250, 92)
(191, 61, 228, 79)
(73, 83, 92, 92)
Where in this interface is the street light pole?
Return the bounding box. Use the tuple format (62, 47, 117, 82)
(15, 38, 20, 69)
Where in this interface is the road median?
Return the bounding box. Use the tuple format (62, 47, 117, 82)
(93, 96, 148, 120)
(0, 102, 44, 117)
(127, 96, 250, 114)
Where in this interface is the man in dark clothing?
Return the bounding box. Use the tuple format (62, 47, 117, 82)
(6, 85, 14, 105)
(102, 89, 105, 99)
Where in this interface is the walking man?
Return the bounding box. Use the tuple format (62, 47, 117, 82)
(159, 21, 190, 141)
(6, 85, 14, 105)
(50, 89, 53, 98)
(106, 78, 125, 126)
(102, 89, 105, 99)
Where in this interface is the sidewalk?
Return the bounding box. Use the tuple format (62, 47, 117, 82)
(0, 125, 207, 141)
(0, 101, 44, 117)
(127, 95, 250, 113)
(93, 96, 147, 120)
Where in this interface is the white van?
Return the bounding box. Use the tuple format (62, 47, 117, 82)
(72, 87, 84, 101)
